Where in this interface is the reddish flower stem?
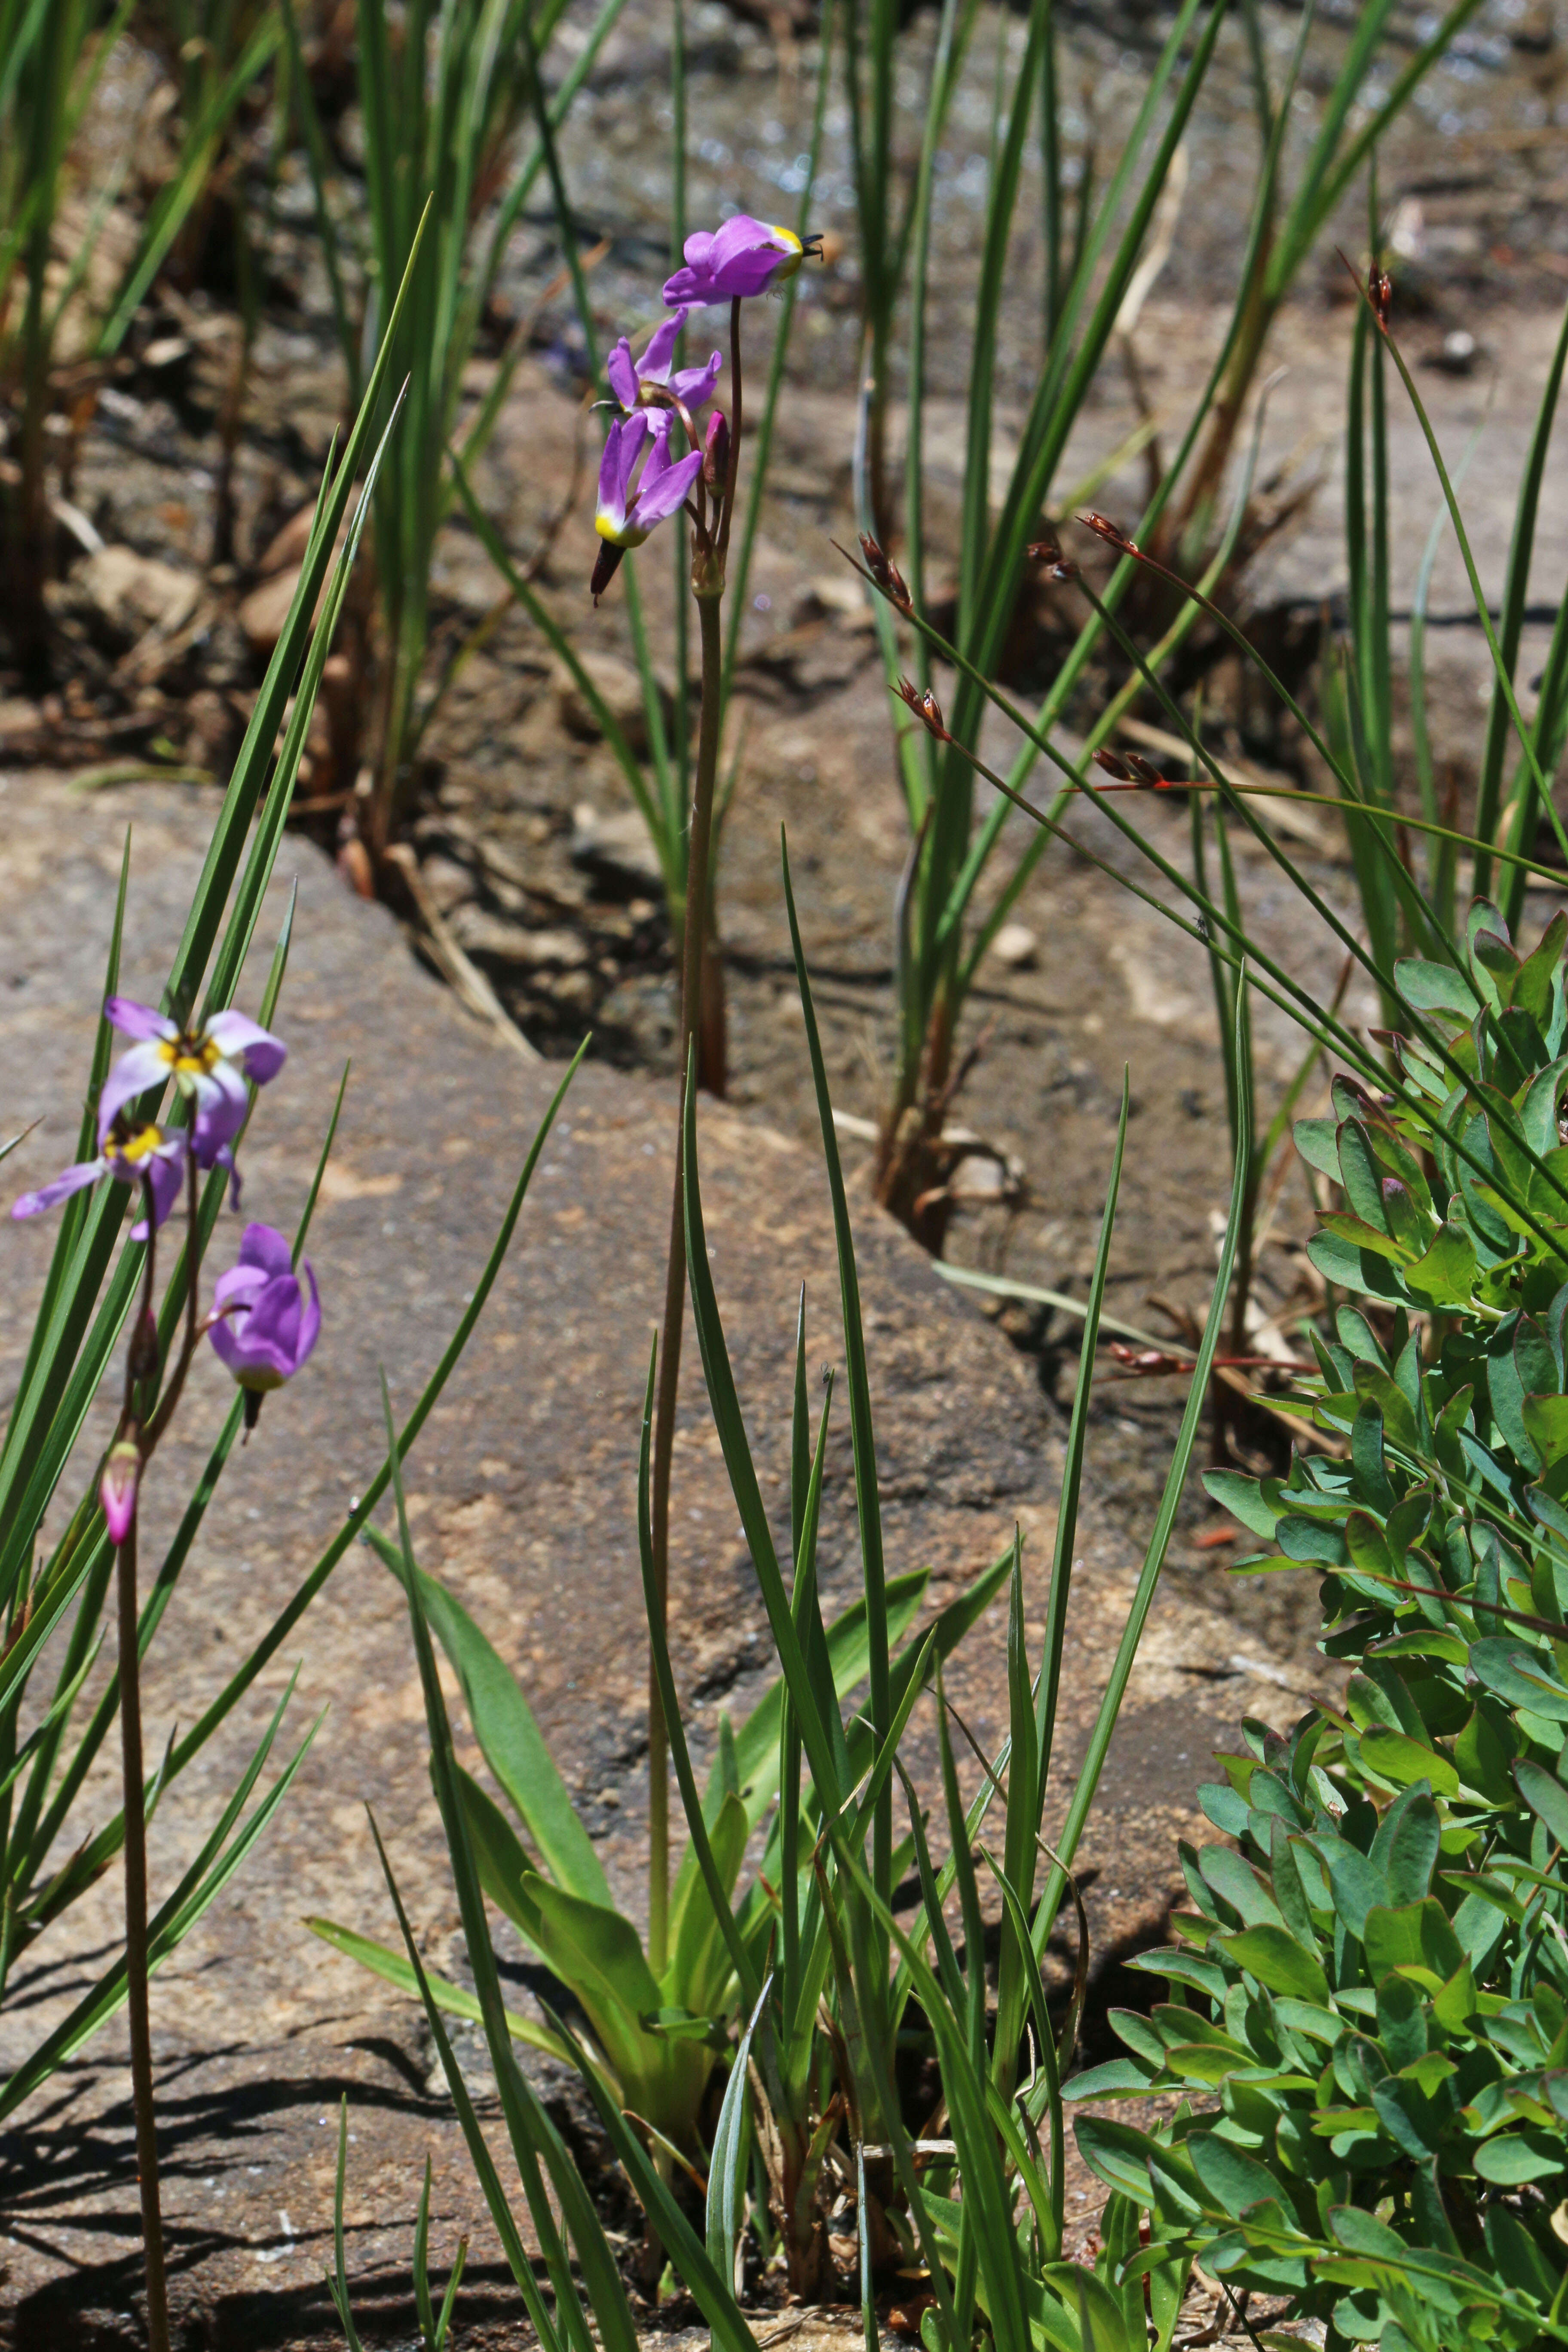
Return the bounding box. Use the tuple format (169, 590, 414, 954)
(117, 1503, 169, 2352)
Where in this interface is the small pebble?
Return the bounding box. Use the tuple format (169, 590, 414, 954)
(992, 922, 1038, 970)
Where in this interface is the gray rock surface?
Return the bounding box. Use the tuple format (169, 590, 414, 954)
(0, 776, 1283, 2347)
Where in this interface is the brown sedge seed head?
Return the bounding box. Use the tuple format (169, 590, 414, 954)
(1027, 532, 1078, 582)
(895, 677, 948, 739)
(1079, 510, 1136, 552)
(858, 532, 913, 616)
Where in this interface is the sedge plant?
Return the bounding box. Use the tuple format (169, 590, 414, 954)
(851, 0, 1485, 1245)
(1318, 246, 1568, 1001)
(458, 12, 834, 1096)
(282, 0, 633, 867)
(0, 0, 278, 677)
(843, 251, 1568, 1466)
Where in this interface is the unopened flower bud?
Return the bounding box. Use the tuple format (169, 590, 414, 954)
(703, 409, 730, 496)
(100, 1442, 141, 1547)
(128, 1305, 160, 1385)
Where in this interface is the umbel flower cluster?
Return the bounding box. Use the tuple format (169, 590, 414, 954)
(591, 214, 819, 601)
(13, 992, 320, 1536)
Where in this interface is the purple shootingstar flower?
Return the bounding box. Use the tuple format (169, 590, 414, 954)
(591, 412, 704, 601)
(208, 1223, 320, 1421)
(100, 1442, 141, 1547)
(12, 1113, 187, 1237)
(595, 412, 703, 549)
(606, 307, 722, 423)
(662, 217, 820, 307)
(98, 998, 286, 1186)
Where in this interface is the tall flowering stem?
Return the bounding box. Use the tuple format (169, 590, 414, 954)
(10, 992, 308, 2348)
(113, 1168, 178, 2352)
(646, 297, 742, 1973)
(108, 1141, 228, 2352)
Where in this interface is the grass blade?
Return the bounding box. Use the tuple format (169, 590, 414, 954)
(779, 833, 891, 1918)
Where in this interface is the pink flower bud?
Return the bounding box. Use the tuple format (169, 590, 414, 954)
(100, 1442, 141, 1547)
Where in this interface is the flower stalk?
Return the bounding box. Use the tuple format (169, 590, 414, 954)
(642, 294, 743, 1972)
(647, 580, 727, 1973)
(10, 987, 316, 2349)
(116, 1500, 168, 2352)
(587, 225, 814, 1981)
(113, 1172, 174, 2352)
(611, 275, 752, 1975)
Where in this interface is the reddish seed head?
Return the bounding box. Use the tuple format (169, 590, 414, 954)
(1109, 1343, 1190, 1375)
(1092, 748, 1133, 781)
(894, 676, 947, 738)
(858, 532, 913, 616)
(1027, 532, 1078, 582)
(1080, 510, 1135, 552)
(1370, 265, 1393, 327)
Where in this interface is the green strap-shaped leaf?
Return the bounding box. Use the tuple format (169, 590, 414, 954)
(706, 1975, 769, 2286)
(303, 1917, 571, 2066)
(364, 1531, 609, 1911)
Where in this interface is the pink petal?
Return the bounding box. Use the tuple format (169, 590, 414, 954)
(190, 1062, 248, 1167)
(639, 310, 686, 386)
(597, 413, 650, 534)
(630, 444, 703, 532)
(606, 338, 639, 412)
(708, 215, 777, 269)
(295, 1256, 321, 1367)
(666, 350, 723, 410)
(205, 1010, 287, 1084)
(97, 1040, 171, 1140)
(104, 998, 175, 1044)
(238, 1274, 303, 1376)
(129, 1146, 187, 1240)
(239, 1222, 294, 1280)
(714, 247, 791, 298)
(12, 1158, 105, 1218)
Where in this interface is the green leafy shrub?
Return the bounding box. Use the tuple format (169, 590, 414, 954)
(1069, 905, 1568, 2352)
